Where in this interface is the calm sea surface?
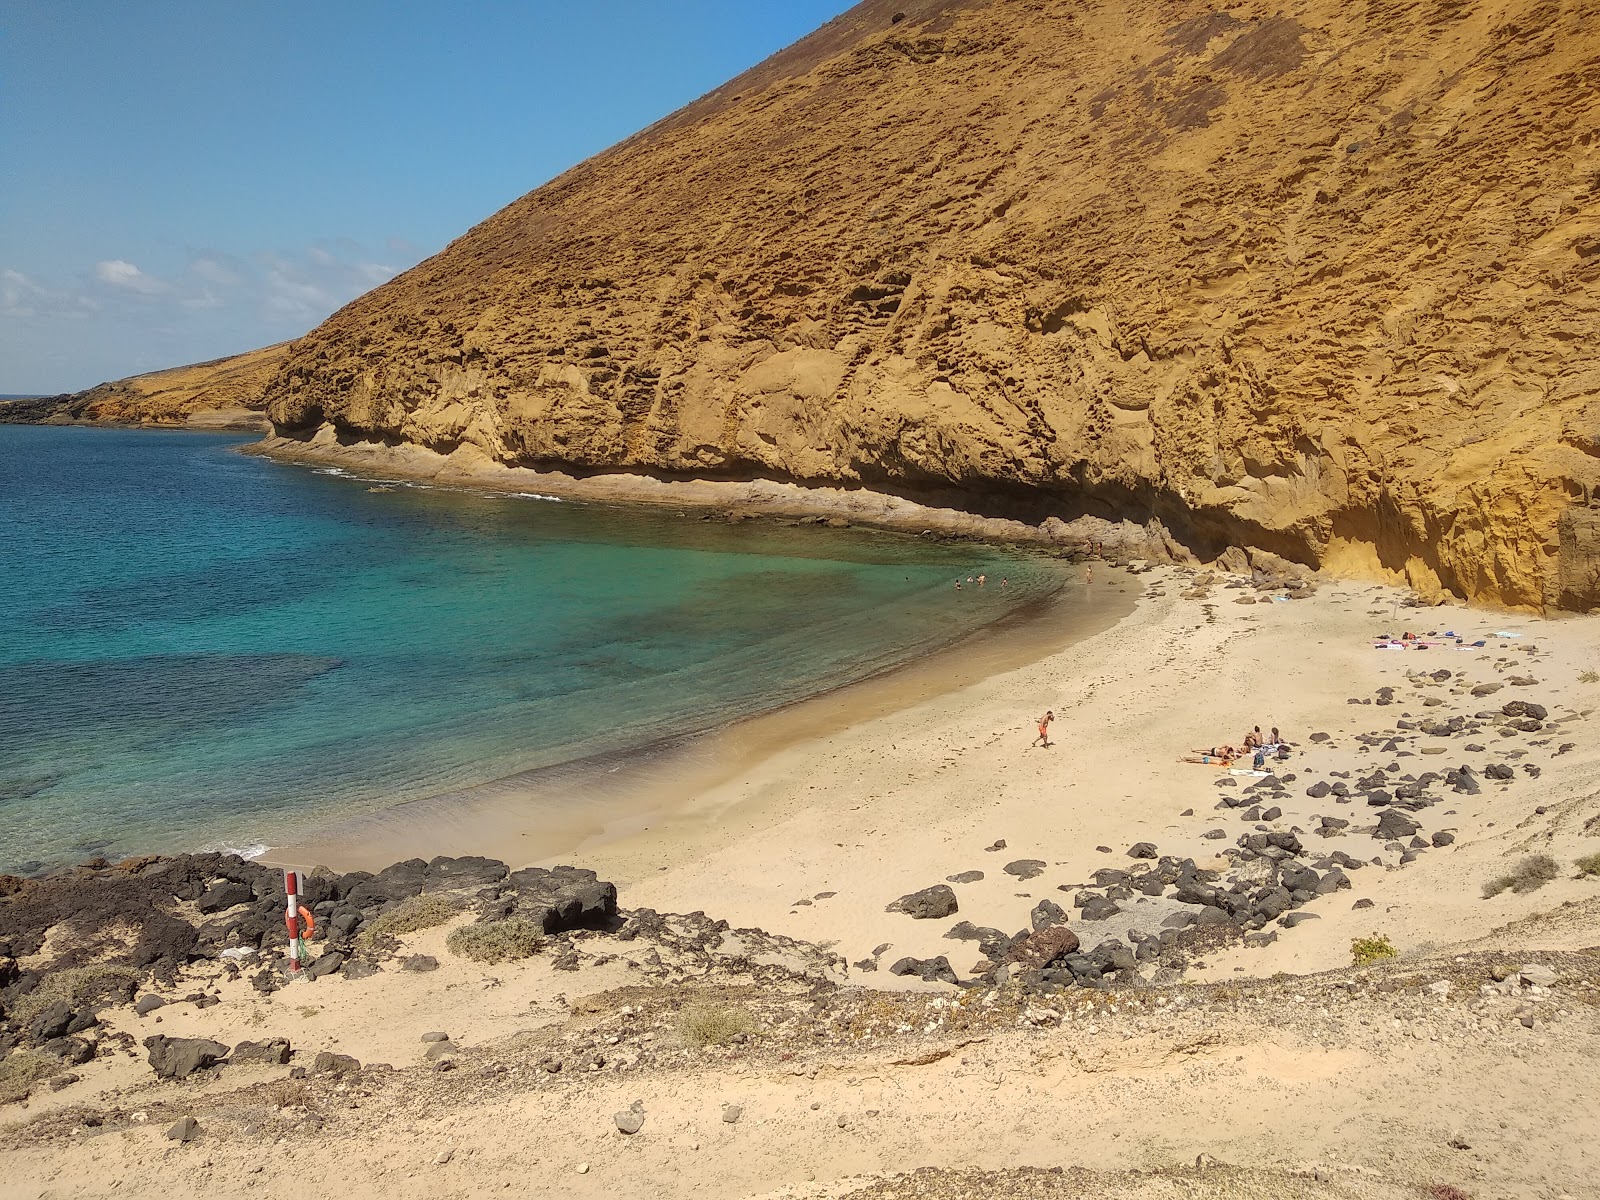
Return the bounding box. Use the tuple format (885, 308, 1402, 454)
(0, 425, 1066, 874)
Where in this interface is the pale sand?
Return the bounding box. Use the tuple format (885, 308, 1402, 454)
(264, 566, 1135, 874)
(8, 571, 1600, 1198)
(565, 571, 1600, 983)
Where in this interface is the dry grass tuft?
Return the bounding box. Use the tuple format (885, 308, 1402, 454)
(353, 892, 460, 954)
(677, 1002, 756, 1047)
(1482, 854, 1561, 898)
(10, 963, 140, 1026)
(266, 1077, 319, 1111)
(0, 1051, 57, 1105)
(445, 917, 545, 964)
(1575, 851, 1600, 878)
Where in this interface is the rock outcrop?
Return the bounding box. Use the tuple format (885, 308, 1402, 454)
(2, 342, 290, 430)
(257, 0, 1600, 609)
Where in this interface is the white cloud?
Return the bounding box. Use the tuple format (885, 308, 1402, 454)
(187, 255, 242, 287)
(2, 268, 98, 319)
(5, 236, 429, 390)
(94, 259, 166, 294)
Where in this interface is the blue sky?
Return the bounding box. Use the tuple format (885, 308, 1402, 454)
(0, 1, 857, 394)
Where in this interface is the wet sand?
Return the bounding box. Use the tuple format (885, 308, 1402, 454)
(263, 564, 1135, 874)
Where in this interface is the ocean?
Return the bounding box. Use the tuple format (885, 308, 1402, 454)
(0, 425, 1072, 875)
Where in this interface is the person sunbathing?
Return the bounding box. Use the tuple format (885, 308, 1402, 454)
(1182, 752, 1233, 766)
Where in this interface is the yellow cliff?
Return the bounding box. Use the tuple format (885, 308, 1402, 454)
(255, 0, 1600, 610)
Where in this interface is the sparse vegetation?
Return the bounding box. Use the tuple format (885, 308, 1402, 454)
(353, 892, 460, 954)
(10, 963, 140, 1027)
(1575, 851, 1600, 877)
(1481, 854, 1561, 898)
(1427, 1185, 1472, 1200)
(266, 1077, 319, 1112)
(1579, 669, 1599, 683)
(1350, 934, 1398, 966)
(445, 917, 545, 964)
(677, 1001, 756, 1047)
(0, 1050, 57, 1105)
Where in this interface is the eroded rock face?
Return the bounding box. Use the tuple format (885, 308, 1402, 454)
(1, 343, 289, 430)
(262, 0, 1600, 609)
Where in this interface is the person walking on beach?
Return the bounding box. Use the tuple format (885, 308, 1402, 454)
(1032, 710, 1055, 748)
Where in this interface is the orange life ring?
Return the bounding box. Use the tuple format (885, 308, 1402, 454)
(297, 905, 315, 937)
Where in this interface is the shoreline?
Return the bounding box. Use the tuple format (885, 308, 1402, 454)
(7, 564, 1600, 1199)
(245, 427, 1189, 560)
(263, 561, 1136, 874)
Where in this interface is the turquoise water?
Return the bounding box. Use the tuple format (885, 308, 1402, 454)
(0, 425, 1063, 874)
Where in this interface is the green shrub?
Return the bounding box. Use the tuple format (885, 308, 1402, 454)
(444, 917, 545, 964)
(1350, 934, 1398, 966)
(1575, 851, 1600, 878)
(1481, 854, 1561, 898)
(677, 1002, 755, 1047)
(354, 892, 460, 954)
(10, 964, 140, 1026)
(0, 1051, 56, 1105)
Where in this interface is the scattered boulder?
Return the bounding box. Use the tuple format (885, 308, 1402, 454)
(1002, 859, 1046, 880)
(1005, 925, 1081, 970)
(401, 955, 439, 973)
(885, 885, 958, 920)
(311, 1051, 361, 1076)
(945, 870, 984, 884)
(1079, 897, 1121, 921)
(614, 1108, 644, 1135)
(232, 1038, 292, 1066)
(133, 994, 165, 1017)
(164, 1116, 199, 1143)
(305, 951, 345, 979)
(144, 1035, 230, 1080)
(1374, 810, 1420, 841)
(504, 864, 617, 931)
(887, 955, 958, 985)
(1029, 899, 1069, 931)
(195, 882, 253, 915)
(1126, 843, 1157, 860)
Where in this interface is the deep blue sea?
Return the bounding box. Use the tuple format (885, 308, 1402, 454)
(0, 425, 1064, 874)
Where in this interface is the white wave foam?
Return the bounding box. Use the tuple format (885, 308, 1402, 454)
(200, 839, 269, 860)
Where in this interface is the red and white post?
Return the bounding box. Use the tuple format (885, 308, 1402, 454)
(284, 869, 302, 973)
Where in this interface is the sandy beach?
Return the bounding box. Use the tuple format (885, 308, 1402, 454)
(6, 566, 1600, 1199)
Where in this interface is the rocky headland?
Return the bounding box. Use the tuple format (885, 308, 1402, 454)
(1, 342, 289, 431)
(250, 0, 1600, 611)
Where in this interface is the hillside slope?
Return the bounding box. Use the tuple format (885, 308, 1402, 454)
(261, 0, 1600, 610)
(5, 342, 291, 430)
